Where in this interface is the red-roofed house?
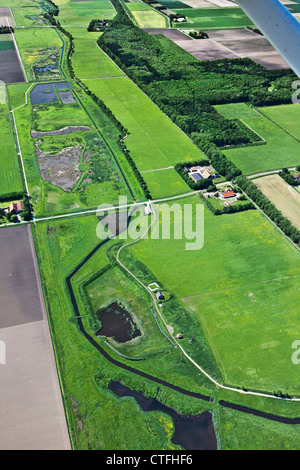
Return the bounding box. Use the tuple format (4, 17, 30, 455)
(8, 201, 24, 213)
(222, 191, 235, 199)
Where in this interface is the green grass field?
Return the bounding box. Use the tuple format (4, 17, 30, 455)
(71, 28, 125, 79)
(215, 103, 300, 175)
(141, 168, 190, 199)
(83, 74, 206, 173)
(0, 99, 23, 197)
(257, 104, 300, 141)
(126, 196, 300, 395)
(172, 7, 253, 29)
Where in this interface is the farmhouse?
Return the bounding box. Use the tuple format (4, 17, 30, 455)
(222, 190, 235, 199)
(8, 201, 24, 213)
(187, 166, 213, 182)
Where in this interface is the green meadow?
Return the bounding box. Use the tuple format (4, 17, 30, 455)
(257, 104, 300, 141)
(126, 196, 300, 396)
(215, 103, 300, 175)
(71, 28, 125, 79)
(83, 75, 205, 172)
(141, 168, 191, 199)
(0, 99, 23, 197)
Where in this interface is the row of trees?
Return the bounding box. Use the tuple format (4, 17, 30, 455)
(201, 194, 255, 216)
(0, 26, 14, 34)
(236, 176, 300, 245)
(99, 1, 297, 149)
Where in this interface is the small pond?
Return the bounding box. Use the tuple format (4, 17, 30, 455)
(30, 82, 72, 105)
(96, 302, 141, 343)
(58, 90, 77, 104)
(108, 381, 218, 450)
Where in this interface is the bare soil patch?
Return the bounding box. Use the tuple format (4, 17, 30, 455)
(255, 174, 300, 230)
(0, 49, 25, 83)
(35, 145, 82, 191)
(31, 125, 91, 138)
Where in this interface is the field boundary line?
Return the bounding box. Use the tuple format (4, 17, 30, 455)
(9, 7, 17, 28)
(141, 166, 175, 173)
(239, 118, 266, 143)
(11, 83, 35, 112)
(251, 105, 300, 144)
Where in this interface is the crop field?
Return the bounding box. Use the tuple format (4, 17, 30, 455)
(155, 0, 192, 9)
(54, 0, 116, 26)
(215, 103, 300, 175)
(126, 1, 169, 27)
(83, 75, 206, 173)
(3, 0, 300, 452)
(172, 7, 254, 29)
(0, 33, 25, 83)
(254, 174, 300, 231)
(127, 196, 300, 395)
(130, 9, 169, 28)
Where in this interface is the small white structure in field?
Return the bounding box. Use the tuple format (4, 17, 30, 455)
(145, 202, 152, 215)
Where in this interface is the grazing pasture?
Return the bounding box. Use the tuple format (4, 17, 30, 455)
(83, 75, 205, 172)
(54, 0, 116, 26)
(71, 28, 125, 79)
(257, 104, 300, 141)
(127, 196, 300, 395)
(0, 99, 23, 197)
(215, 103, 300, 175)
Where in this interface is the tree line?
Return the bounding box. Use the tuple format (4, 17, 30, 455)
(98, 0, 297, 149)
